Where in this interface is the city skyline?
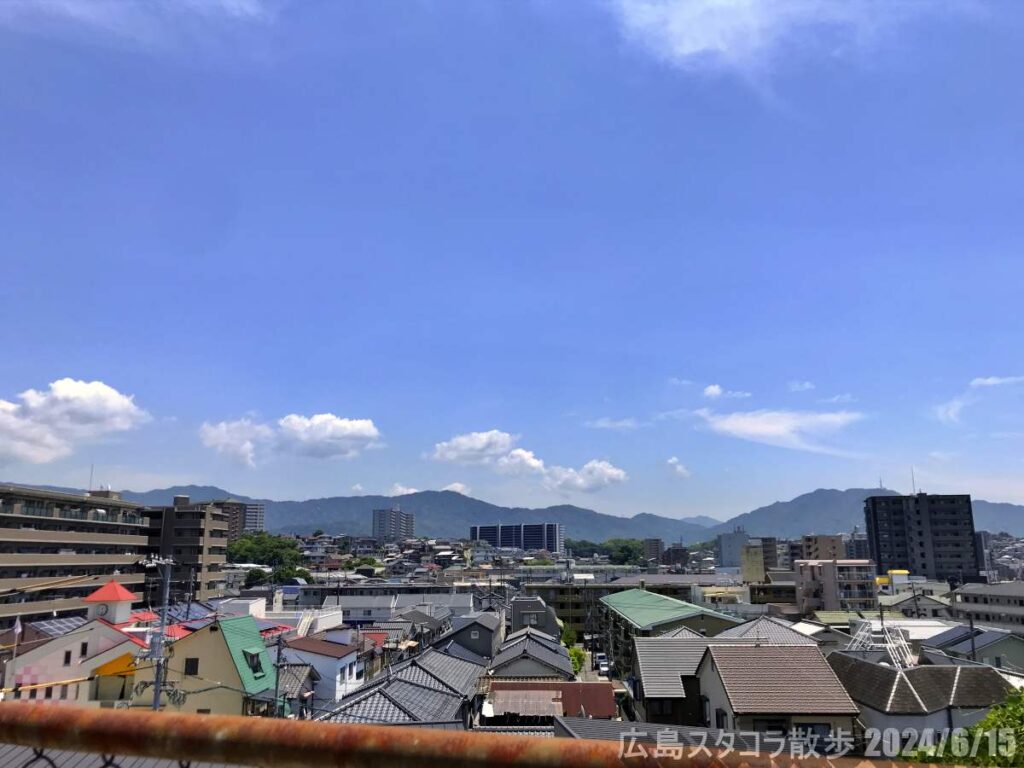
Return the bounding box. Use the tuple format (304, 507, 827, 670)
(3, 2, 1024, 520)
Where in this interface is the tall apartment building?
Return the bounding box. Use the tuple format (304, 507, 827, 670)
(845, 528, 870, 560)
(373, 507, 415, 542)
(244, 502, 265, 534)
(214, 499, 250, 543)
(794, 559, 877, 613)
(740, 537, 779, 583)
(800, 534, 844, 560)
(864, 493, 979, 583)
(469, 523, 564, 554)
(146, 495, 229, 602)
(642, 538, 664, 564)
(0, 486, 149, 627)
(715, 527, 747, 568)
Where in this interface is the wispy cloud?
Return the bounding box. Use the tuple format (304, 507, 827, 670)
(704, 383, 751, 399)
(694, 407, 863, 454)
(607, 0, 966, 81)
(934, 395, 970, 425)
(668, 377, 693, 386)
(585, 416, 641, 431)
(970, 375, 1024, 388)
(432, 429, 628, 493)
(0, 0, 278, 48)
(788, 380, 815, 392)
(667, 456, 691, 477)
(441, 481, 471, 495)
(819, 393, 855, 404)
(389, 482, 418, 496)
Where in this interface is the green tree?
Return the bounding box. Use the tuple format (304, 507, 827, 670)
(244, 569, 268, 587)
(912, 688, 1024, 765)
(562, 626, 578, 647)
(228, 532, 303, 568)
(568, 646, 586, 676)
(312, 528, 325, 537)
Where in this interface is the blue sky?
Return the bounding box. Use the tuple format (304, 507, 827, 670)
(2, 1, 1024, 520)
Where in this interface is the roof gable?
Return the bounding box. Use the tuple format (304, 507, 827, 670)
(83, 581, 137, 603)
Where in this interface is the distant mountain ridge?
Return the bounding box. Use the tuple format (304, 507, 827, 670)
(9, 482, 1024, 541)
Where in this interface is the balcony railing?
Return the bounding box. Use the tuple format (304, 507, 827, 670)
(0, 702, 880, 768)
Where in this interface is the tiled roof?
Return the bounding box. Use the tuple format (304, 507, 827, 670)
(634, 637, 797, 696)
(286, 636, 359, 659)
(828, 652, 1014, 714)
(490, 636, 574, 679)
(659, 625, 702, 638)
(489, 681, 617, 718)
(453, 611, 501, 632)
(473, 726, 555, 737)
(434, 638, 488, 666)
(276, 663, 319, 698)
(130, 610, 161, 623)
(83, 580, 137, 603)
(600, 589, 740, 630)
(417, 647, 486, 695)
(707, 645, 858, 715)
(924, 625, 1019, 654)
(396, 609, 443, 632)
(716, 616, 818, 644)
(365, 621, 413, 643)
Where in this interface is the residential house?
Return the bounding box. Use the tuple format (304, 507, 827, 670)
(599, 589, 742, 677)
(631, 635, 816, 725)
(480, 681, 616, 725)
(283, 627, 372, 705)
(696, 645, 859, 737)
(510, 596, 560, 637)
(133, 615, 276, 716)
(317, 648, 484, 727)
(432, 612, 504, 660)
(715, 616, 815, 643)
(488, 628, 574, 680)
(266, 663, 319, 719)
(923, 624, 1024, 670)
(2, 581, 147, 707)
(828, 651, 1013, 743)
(879, 592, 951, 619)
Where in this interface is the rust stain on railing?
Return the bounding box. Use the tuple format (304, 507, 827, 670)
(0, 703, 942, 768)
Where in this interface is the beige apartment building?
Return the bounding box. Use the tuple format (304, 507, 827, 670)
(800, 534, 845, 560)
(0, 485, 149, 627)
(794, 558, 877, 613)
(147, 495, 229, 602)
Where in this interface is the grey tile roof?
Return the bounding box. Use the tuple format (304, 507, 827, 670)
(828, 652, 1014, 714)
(434, 638, 489, 666)
(659, 624, 702, 638)
(453, 611, 501, 632)
(707, 645, 859, 715)
(716, 616, 818, 644)
(503, 626, 562, 651)
(634, 637, 796, 696)
(553, 717, 781, 754)
(417, 646, 487, 695)
(490, 635, 574, 679)
(924, 625, 1021, 656)
(364, 620, 414, 642)
(473, 726, 555, 738)
(277, 663, 318, 698)
(396, 608, 443, 632)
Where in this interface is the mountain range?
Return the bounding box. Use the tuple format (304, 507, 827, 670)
(18, 482, 1023, 542)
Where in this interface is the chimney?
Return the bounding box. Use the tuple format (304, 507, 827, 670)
(640, 579, 645, 591)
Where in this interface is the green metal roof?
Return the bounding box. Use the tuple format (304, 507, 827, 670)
(218, 615, 276, 696)
(599, 589, 739, 630)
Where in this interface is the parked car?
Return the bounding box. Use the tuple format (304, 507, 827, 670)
(598, 662, 610, 677)
(592, 652, 607, 671)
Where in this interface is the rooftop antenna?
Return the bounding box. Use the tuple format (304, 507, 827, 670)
(89, 463, 94, 492)
(911, 466, 917, 494)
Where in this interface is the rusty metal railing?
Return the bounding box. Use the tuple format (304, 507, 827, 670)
(0, 703, 941, 768)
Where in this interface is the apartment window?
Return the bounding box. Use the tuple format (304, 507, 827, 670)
(184, 658, 200, 676)
(243, 650, 264, 676)
(715, 708, 728, 729)
(59, 685, 68, 700)
(470, 630, 480, 639)
(28, 689, 37, 700)
(63, 650, 72, 667)
(196, 709, 211, 715)
(79, 642, 88, 658)
(44, 687, 53, 700)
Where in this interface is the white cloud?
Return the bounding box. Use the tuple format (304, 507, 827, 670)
(695, 407, 863, 454)
(608, 0, 960, 80)
(277, 413, 380, 458)
(442, 481, 471, 495)
(703, 383, 751, 399)
(431, 429, 517, 464)
(0, 0, 275, 45)
(819, 393, 855, 404)
(389, 483, 419, 496)
(667, 456, 691, 477)
(0, 378, 149, 464)
(668, 377, 693, 386)
(350, 483, 364, 493)
(199, 418, 274, 468)
(970, 376, 1024, 388)
(788, 380, 815, 392)
(200, 411, 380, 466)
(934, 396, 970, 425)
(434, 429, 627, 493)
(584, 416, 640, 431)
(928, 451, 957, 463)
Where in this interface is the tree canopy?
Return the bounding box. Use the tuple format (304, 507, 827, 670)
(566, 538, 647, 565)
(228, 532, 303, 568)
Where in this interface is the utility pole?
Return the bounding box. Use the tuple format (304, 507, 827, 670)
(968, 613, 977, 662)
(272, 632, 284, 717)
(140, 556, 174, 711)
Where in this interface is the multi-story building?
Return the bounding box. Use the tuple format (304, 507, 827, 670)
(662, 543, 689, 568)
(951, 582, 1024, 635)
(244, 502, 265, 534)
(0, 486, 149, 627)
(146, 495, 229, 602)
(845, 528, 870, 559)
(800, 534, 844, 560)
(794, 559, 877, 614)
(740, 537, 778, 583)
(642, 538, 664, 565)
(715, 528, 747, 568)
(372, 507, 414, 542)
(865, 493, 979, 583)
(470, 523, 564, 554)
(208, 498, 249, 544)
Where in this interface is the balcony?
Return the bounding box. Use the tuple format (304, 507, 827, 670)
(0, 529, 148, 547)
